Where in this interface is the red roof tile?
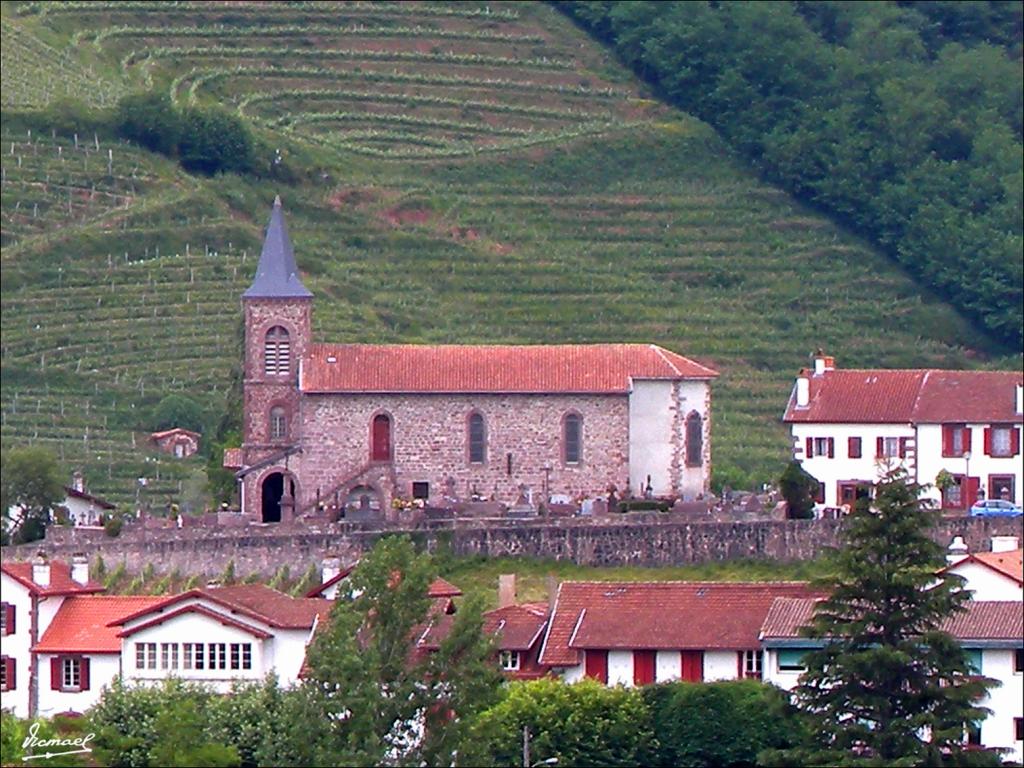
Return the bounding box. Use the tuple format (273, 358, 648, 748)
(483, 604, 549, 651)
(965, 550, 1023, 585)
(428, 577, 463, 598)
(222, 448, 243, 469)
(108, 585, 330, 630)
(761, 598, 1024, 641)
(300, 343, 718, 394)
(33, 596, 165, 653)
(540, 582, 818, 666)
(150, 428, 200, 441)
(1, 561, 105, 596)
(784, 368, 1023, 424)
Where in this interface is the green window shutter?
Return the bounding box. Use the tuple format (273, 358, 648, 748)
(777, 649, 808, 671)
(964, 649, 983, 674)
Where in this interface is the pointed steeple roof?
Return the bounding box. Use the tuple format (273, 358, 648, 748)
(243, 196, 313, 299)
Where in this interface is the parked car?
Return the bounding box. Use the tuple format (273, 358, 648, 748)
(969, 499, 1024, 517)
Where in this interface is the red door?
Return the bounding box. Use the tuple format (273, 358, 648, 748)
(371, 414, 391, 461)
(585, 650, 608, 683)
(633, 650, 656, 686)
(964, 476, 980, 509)
(681, 650, 703, 682)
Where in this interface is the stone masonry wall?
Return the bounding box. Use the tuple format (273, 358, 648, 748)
(296, 392, 631, 508)
(6, 517, 1020, 580)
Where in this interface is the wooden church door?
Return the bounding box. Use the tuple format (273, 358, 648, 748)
(372, 414, 392, 462)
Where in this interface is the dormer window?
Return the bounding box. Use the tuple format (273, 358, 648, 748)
(264, 326, 291, 376)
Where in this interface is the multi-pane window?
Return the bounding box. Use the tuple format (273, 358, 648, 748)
(160, 643, 179, 670)
(806, 437, 834, 458)
(229, 643, 252, 670)
(270, 406, 287, 440)
(0, 602, 11, 635)
(499, 650, 520, 671)
(62, 657, 81, 689)
(943, 425, 970, 457)
(208, 643, 228, 670)
(564, 413, 582, 465)
(263, 326, 290, 376)
(468, 412, 486, 464)
(741, 650, 762, 679)
(135, 642, 157, 670)
(0, 656, 10, 691)
(877, 437, 909, 459)
(989, 426, 1014, 457)
(685, 412, 703, 467)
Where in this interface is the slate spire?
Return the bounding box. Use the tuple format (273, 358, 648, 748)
(243, 195, 313, 299)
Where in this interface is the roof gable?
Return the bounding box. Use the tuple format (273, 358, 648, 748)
(941, 549, 1024, 586)
(483, 603, 549, 651)
(301, 343, 718, 394)
(116, 603, 273, 639)
(1, 561, 105, 596)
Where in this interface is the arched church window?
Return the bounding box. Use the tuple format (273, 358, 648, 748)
(564, 413, 582, 464)
(371, 414, 392, 462)
(686, 411, 703, 467)
(264, 326, 290, 376)
(270, 406, 287, 441)
(468, 412, 486, 464)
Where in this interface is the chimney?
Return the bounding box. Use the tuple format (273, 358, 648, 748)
(812, 349, 834, 377)
(498, 574, 517, 609)
(32, 552, 51, 587)
(1016, 384, 1022, 415)
(946, 536, 969, 565)
(796, 373, 810, 408)
(321, 555, 341, 585)
(71, 471, 84, 493)
(991, 535, 1019, 554)
(71, 552, 89, 585)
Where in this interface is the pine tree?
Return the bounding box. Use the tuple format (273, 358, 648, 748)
(776, 469, 999, 767)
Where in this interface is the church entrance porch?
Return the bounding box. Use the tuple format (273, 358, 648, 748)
(261, 472, 296, 523)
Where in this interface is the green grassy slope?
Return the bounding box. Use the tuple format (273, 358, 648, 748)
(1, 1, 1017, 506)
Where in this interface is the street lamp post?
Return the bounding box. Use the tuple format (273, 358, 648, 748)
(963, 451, 972, 509)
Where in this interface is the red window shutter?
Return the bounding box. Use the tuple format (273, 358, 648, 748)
(964, 427, 972, 455)
(1012, 427, 1020, 457)
(899, 438, 909, 458)
(942, 426, 952, 457)
(737, 651, 743, 678)
(827, 438, 835, 458)
(5, 604, 14, 635)
(585, 650, 608, 684)
(848, 437, 861, 459)
(984, 428, 992, 456)
(80, 658, 90, 691)
(805, 437, 813, 458)
(633, 650, 656, 686)
(7, 658, 14, 691)
(876, 437, 884, 458)
(50, 657, 61, 690)
(681, 651, 703, 682)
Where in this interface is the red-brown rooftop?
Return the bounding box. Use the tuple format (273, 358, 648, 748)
(301, 343, 718, 394)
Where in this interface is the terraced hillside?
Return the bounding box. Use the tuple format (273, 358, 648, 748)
(1, 0, 1016, 507)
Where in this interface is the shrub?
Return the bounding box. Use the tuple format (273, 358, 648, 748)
(149, 394, 205, 433)
(779, 460, 819, 519)
(103, 516, 123, 538)
(179, 107, 254, 175)
(115, 91, 181, 155)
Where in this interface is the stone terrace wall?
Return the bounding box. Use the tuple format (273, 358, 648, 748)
(2, 517, 1020, 578)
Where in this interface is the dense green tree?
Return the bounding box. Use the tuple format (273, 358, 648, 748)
(1, 445, 65, 544)
(149, 393, 205, 433)
(772, 470, 999, 766)
(115, 91, 181, 156)
(179, 107, 254, 175)
(469, 677, 654, 768)
(641, 680, 801, 768)
(290, 536, 503, 767)
(779, 460, 819, 519)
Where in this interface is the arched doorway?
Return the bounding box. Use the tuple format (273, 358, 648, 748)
(260, 472, 294, 523)
(371, 414, 392, 462)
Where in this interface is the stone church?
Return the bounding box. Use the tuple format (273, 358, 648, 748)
(226, 198, 718, 523)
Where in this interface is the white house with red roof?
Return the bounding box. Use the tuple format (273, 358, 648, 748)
(537, 581, 820, 686)
(941, 537, 1023, 601)
(760, 597, 1024, 762)
(229, 198, 718, 523)
(1, 554, 104, 717)
(783, 352, 1023, 511)
(107, 585, 331, 693)
(149, 428, 201, 458)
(60, 472, 116, 526)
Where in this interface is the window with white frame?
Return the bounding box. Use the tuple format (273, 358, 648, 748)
(208, 643, 228, 670)
(135, 642, 157, 670)
(0, 656, 11, 691)
(741, 650, 762, 679)
(0, 602, 11, 635)
(499, 650, 520, 671)
(270, 406, 287, 440)
(229, 643, 253, 671)
(777, 649, 808, 672)
(183, 643, 205, 670)
(990, 426, 1013, 457)
(62, 657, 81, 689)
(160, 643, 179, 670)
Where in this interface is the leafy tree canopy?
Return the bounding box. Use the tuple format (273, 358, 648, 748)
(779, 459, 819, 519)
(149, 393, 205, 434)
(1, 445, 65, 544)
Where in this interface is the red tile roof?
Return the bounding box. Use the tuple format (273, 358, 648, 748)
(108, 585, 331, 630)
(1, 561, 105, 596)
(428, 577, 463, 598)
(222, 448, 243, 469)
(300, 343, 718, 394)
(964, 550, 1023, 585)
(761, 598, 1024, 641)
(483, 603, 549, 651)
(150, 428, 200, 441)
(33, 596, 164, 653)
(540, 582, 818, 666)
(784, 368, 1023, 424)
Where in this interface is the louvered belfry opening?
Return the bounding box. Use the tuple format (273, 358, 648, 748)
(264, 326, 290, 376)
